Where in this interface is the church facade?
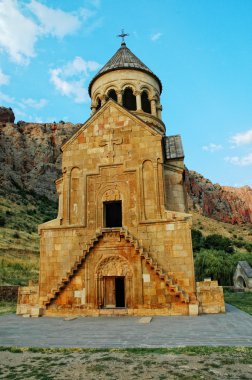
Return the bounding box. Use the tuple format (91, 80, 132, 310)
(17, 41, 225, 316)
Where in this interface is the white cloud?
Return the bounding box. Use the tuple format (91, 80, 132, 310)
(202, 143, 223, 152)
(22, 98, 47, 109)
(0, 91, 47, 115)
(0, 91, 15, 103)
(27, 0, 81, 38)
(151, 32, 162, 42)
(14, 108, 27, 118)
(230, 129, 252, 146)
(49, 57, 101, 103)
(0, 0, 38, 63)
(0, 0, 93, 64)
(0, 69, 9, 85)
(88, 0, 101, 8)
(225, 153, 252, 166)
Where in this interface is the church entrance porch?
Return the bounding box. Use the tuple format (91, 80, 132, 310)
(104, 276, 125, 308)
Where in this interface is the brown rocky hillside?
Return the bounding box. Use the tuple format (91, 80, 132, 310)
(185, 170, 252, 224)
(0, 106, 251, 225)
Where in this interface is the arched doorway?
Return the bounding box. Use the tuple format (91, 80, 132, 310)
(236, 276, 247, 289)
(96, 256, 132, 308)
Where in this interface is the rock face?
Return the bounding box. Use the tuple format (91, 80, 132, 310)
(0, 121, 79, 200)
(222, 186, 252, 221)
(0, 119, 251, 224)
(185, 169, 252, 224)
(0, 107, 15, 123)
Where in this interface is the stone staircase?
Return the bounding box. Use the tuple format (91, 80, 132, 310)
(121, 228, 190, 304)
(42, 227, 190, 308)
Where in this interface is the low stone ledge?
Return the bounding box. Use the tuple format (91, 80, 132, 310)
(197, 279, 225, 314)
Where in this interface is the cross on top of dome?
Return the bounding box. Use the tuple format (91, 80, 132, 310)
(117, 29, 129, 46)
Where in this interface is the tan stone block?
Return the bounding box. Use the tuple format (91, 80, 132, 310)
(189, 304, 199, 316)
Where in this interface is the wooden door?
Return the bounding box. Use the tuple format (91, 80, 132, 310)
(104, 277, 115, 307)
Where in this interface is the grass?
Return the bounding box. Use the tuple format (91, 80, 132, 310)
(191, 211, 252, 244)
(0, 346, 251, 355)
(0, 190, 57, 254)
(0, 250, 39, 285)
(0, 346, 252, 380)
(224, 290, 252, 316)
(0, 301, 16, 315)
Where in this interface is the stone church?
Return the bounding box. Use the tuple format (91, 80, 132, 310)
(17, 40, 225, 317)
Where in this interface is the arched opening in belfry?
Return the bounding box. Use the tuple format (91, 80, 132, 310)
(122, 88, 136, 111)
(141, 91, 151, 114)
(107, 89, 117, 102)
(96, 97, 101, 111)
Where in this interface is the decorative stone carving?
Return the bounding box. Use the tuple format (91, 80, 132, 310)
(96, 256, 132, 277)
(102, 188, 121, 202)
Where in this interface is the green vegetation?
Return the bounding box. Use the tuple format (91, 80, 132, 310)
(192, 229, 252, 285)
(0, 251, 39, 285)
(224, 290, 252, 316)
(0, 346, 252, 380)
(0, 345, 251, 355)
(0, 189, 56, 286)
(0, 301, 16, 315)
(0, 189, 57, 237)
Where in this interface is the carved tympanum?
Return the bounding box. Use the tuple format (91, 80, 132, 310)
(102, 188, 121, 201)
(97, 256, 131, 277)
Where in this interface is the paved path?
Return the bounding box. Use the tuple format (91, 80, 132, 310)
(0, 305, 252, 348)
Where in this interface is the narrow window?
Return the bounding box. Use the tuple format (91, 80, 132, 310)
(96, 97, 101, 111)
(104, 201, 122, 227)
(141, 91, 151, 114)
(122, 88, 136, 111)
(107, 89, 117, 102)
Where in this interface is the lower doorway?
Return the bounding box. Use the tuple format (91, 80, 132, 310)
(104, 276, 125, 308)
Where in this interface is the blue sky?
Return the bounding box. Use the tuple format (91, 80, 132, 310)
(0, 0, 252, 187)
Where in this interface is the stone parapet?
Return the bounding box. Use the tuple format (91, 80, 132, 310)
(196, 279, 225, 314)
(16, 285, 43, 317)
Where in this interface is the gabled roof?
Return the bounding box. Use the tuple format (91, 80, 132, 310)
(61, 99, 160, 151)
(238, 261, 252, 278)
(88, 43, 162, 95)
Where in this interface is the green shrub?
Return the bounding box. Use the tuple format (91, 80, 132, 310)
(191, 229, 204, 252)
(13, 231, 20, 239)
(204, 234, 234, 253)
(194, 249, 234, 285)
(0, 216, 6, 227)
(194, 249, 252, 286)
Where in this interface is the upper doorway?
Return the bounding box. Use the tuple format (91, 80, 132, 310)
(104, 201, 122, 228)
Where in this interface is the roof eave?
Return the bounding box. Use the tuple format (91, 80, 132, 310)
(88, 67, 162, 96)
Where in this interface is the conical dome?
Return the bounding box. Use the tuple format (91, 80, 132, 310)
(89, 42, 164, 134)
(88, 43, 162, 95)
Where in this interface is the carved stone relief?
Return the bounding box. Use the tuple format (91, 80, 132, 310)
(96, 256, 132, 277)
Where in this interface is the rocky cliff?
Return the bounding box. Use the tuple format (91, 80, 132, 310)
(0, 107, 251, 225)
(0, 107, 15, 123)
(185, 170, 252, 224)
(0, 119, 80, 200)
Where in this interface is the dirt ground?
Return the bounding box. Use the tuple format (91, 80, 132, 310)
(0, 348, 252, 380)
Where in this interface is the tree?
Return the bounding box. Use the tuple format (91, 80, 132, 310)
(204, 234, 234, 253)
(194, 249, 234, 285)
(191, 229, 204, 252)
